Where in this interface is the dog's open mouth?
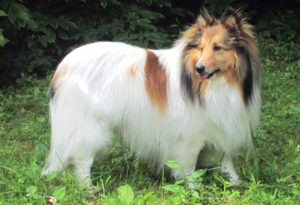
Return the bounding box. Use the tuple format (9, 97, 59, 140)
(197, 69, 220, 80)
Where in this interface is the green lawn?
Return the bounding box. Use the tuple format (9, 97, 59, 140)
(0, 37, 299, 204)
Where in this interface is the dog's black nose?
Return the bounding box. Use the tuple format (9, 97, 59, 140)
(196, 64, 205, 74)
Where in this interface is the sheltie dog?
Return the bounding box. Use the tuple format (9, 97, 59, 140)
(42, 8, 261, 185)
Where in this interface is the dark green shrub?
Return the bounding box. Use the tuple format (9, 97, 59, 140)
(0, 0, 187, 86)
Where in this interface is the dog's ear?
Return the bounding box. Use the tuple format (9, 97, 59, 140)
(183, 8, 214, 43)
(197, 8, 215, 28)
(221, 8, 255, 48)
(221, 8, 243, 33)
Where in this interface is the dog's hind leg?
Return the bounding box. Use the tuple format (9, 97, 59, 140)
(42, 100, 78, 176)
(71, 119, 112, 187)
(42, 147, 69, 177)
(42, 82, 112, 187)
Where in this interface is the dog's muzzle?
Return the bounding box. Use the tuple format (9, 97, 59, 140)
(196, 64, 220, 80)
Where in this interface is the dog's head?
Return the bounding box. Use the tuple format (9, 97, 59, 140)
(181, 8, 260, 104)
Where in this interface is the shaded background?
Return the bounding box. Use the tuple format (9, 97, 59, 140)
(0, 0, 299, 86)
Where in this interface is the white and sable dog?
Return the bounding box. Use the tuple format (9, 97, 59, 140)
(42, 9, 261, 185)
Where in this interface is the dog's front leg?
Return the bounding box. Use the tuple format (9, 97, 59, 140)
(169, 140, 205, 180)
(221, 154, 239, 184)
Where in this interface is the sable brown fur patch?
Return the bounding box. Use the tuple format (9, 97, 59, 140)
(144, 50, 168, 113)
(223, 70, 238, 85)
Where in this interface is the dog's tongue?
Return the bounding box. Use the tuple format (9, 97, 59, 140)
(198, 73, 209, 80)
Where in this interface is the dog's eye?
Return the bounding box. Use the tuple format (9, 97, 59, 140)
(187, 42, 199, 49)
(213, 45, 222, 51)
(198, 47, 203, 52)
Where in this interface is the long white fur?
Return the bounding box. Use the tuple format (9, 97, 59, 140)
(42, 40, 260, 185)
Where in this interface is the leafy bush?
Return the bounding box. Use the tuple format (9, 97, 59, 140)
(0, 0, 187, 86)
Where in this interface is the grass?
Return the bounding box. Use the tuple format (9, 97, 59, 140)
(0, 36, 299, 204)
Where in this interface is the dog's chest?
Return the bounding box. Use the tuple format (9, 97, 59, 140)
(202, 78, 247, 130)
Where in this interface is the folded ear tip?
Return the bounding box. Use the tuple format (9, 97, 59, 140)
(198, 7, 209, 19)
(221, 7, 246, 26)
(199, 7, 208, 13)
(223, 7, 243, 16)
(197, 7, 216, 26)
